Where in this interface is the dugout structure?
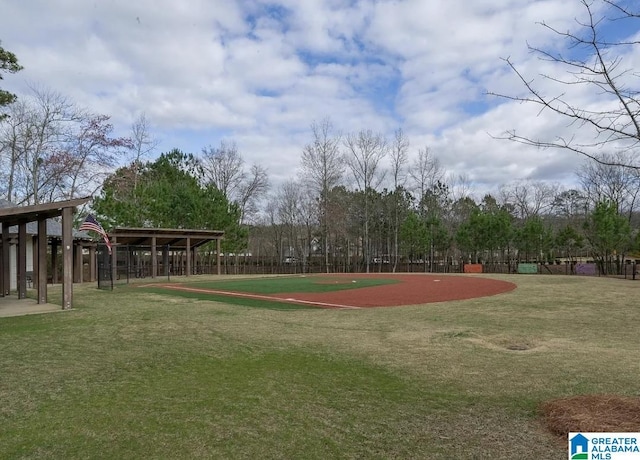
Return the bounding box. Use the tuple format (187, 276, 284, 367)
(98, 228, 225, 288)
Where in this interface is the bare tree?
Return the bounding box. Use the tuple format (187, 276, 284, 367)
(0, 86, 131, 204)
(389, 128, 409, 272)
(237, 163, 269, 224)
(490, 0, 640, 169)
(390, 128, 409, 190)
(447, 172, 474, 203)
(129, 112, 158, 188)
(201, 141, 245, 198)
(577, 151, 640, 221)
(130, 113, 157, 164)
(499, 180, 561, 219)
(264, 198, 285, 266)
(409, 146, 443, 216)
(201, 141, 269, 224)
(274, 180, 304, 270)
(28, 86, 83, 204)
(300, 118, 344, 272)
(0, 99, 29, 201)
(344, 129, 388, 273)
(551, 188, 589, 223)
(0, 85, 83, 204)
(59, 114, 133, 199)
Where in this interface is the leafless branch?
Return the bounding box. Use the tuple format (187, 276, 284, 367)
(488, 0, 640, 169)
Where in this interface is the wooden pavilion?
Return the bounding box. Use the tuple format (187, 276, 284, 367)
(109, 227, 225, 280)
(0, 197, 90, 310)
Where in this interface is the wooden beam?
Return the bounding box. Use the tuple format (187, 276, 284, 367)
(62, 206, 73, 310)
(0, 197, 90, 225)
(37, 217, 48, 304)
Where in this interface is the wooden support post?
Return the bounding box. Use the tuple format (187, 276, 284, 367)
(111, 237, 118, 284)
(62, 207, 73, 310)
(89, 246, 96, 282)
(0, 225, 7, 296)
(51, 240, 59, 284)
(186, 237, 191, 276)
(163, 245, 169, 276)
(74, 243, 83, 283)
(217, 238, 221, 275)
(32, 235, 38, 282)
(151, 237, 157, 278)
(17, 221, 27, 299)
(37, 217, 48, 304)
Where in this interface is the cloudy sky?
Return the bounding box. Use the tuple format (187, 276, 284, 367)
(1, 0, 638, 197)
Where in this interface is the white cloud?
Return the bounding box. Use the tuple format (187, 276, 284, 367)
(1, 0, 637, 201)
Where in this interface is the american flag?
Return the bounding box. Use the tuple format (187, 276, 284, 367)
(79, 214, 112, 254)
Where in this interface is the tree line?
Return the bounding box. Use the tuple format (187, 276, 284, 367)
(252, 122, 640, 275)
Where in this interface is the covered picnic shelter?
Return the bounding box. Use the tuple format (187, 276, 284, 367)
(109, 227, 225, 280)
(0, 197, 90, 310)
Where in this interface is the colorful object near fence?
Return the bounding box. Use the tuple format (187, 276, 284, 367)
(517, 263, 538, 274)
(575, 263, 597, 275)
(463, 264, 483, 273)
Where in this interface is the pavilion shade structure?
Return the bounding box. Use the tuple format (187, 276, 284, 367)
(106, 227, 225, 282)
(110, 228, 224, 249)
(0, 197, 90, 309)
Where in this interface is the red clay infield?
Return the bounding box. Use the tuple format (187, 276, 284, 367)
(272, 274, 516, 308)
(157, 274, 516, 309)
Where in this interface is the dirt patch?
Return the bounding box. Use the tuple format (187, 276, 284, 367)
(541, 394, 640, 436)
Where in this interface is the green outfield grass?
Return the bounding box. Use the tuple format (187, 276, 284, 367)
(181, 274, 399, 294)
(1, 274, 638, 459)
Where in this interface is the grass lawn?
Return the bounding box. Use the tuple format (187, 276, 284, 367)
(1, 274, 639, 459)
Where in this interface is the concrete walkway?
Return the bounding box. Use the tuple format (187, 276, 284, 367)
(0, 296, 64, 318)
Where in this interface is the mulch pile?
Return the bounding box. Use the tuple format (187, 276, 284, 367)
(541, 394, 640, 436)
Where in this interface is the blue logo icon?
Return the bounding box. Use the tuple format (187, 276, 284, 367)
(570, 433, 589, 459)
